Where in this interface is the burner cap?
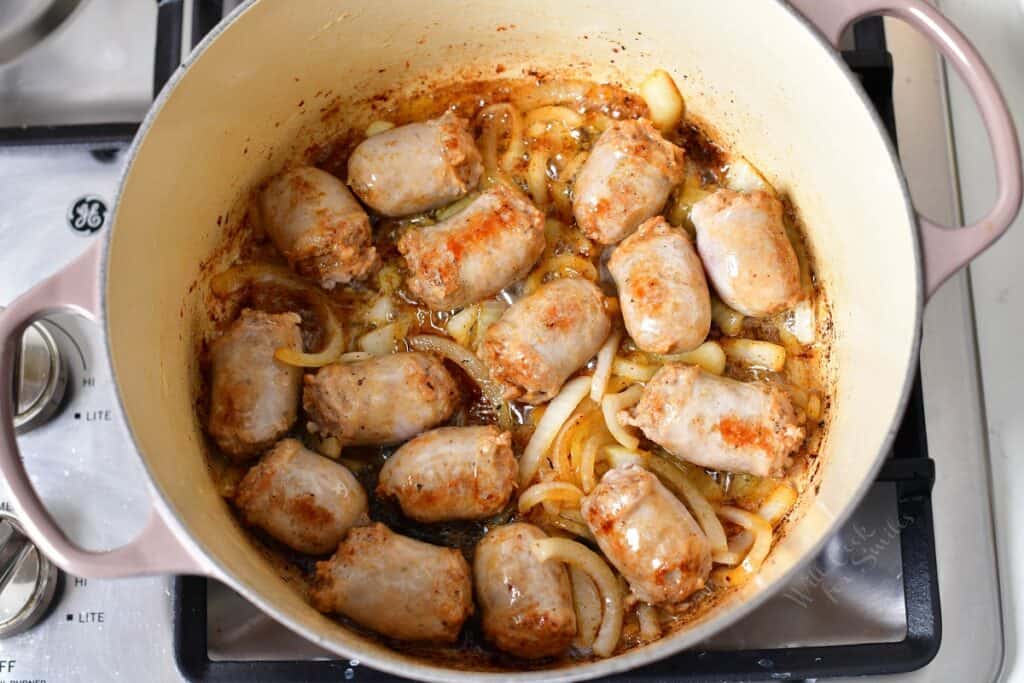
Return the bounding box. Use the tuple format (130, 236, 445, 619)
(0, 0, 84, 66)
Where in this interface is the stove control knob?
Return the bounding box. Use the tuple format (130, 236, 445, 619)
(0, 511, 60, 638)
(13, 321, 67, 434)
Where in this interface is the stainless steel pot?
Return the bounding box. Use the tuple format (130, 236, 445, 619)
(0, 1, 1019, 681)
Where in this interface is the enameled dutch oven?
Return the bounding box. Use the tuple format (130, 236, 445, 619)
(0, 1, 1020, 680)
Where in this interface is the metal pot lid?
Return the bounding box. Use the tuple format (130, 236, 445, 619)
(0, 0, 84, 66)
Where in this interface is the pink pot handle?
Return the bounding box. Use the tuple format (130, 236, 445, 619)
(0, 243, 208, 578)
(789, 0, 1023, 297)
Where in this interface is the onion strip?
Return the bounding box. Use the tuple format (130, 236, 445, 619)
(758, 483, 798, 525)
(523, 254, 599, 295)
(549, 410, 582, 483)
(518, 482, 584, 513)
(338, 351, 373, 363)
(407, 335, 511, 430)
(519, 376, 592, 487)
(713, 530, 755, 567)
(530, 537, 624, 658)
(720, 338, 787, 372)
(713, 506, 773, 585)
(601, 385, 644, 449)
(611, 357, 658, 382)
(711, 298, 744, 337)
(590, 329, 623, 402)
(210, 263, 344, 367)
(569, 567, 601, 649)
(510, 79, 589, 109)
(526, 148, 550, 206)
(637, 603, 662, 641)
(580, 434, 604, 493)
(602, 445, 648, 468)
(524, 105, 585, 129)
(647, 455, 728, 556)
(547, 514, 594, 540)
(652, 341, 726, 375)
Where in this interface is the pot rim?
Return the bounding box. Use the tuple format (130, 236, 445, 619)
(101, 1, 925, 680)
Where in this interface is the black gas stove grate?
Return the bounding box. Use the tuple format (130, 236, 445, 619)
(140, 4, 938, 681)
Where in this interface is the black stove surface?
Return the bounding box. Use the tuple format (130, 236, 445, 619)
(163, 6, 940, 682)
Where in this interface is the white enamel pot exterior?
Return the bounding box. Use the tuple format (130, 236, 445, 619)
(0, 1, 1019, 681)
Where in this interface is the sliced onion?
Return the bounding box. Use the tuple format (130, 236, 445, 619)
(713, 530, 755, 566)
(530, 537, 623, 658)
(569, 567, 602, 649)
(445, 304, 479, 347)
(637, 603, 662, 641)
(601, 445, 648, 469)
(720, 338, 787, 372)
(639, 69, 684, 132)
(520, 376, 592, 487)
(510, 79, 590, 110)
(407, 335, 512, 430)
(590, 329, 623, 402)
(611, 357, 658, 382)
(364, 120, 395, 137)
(653, 341, 726, 375)
(362, 294, 395, 326)
(523, 254, 599, 295)
(357, 321, 405, 356)
(311, 435, 342, 459)
(518, 482, 584, 513)
(806, 392, 822, 421)
(477, 103, 525, 174)
(713, 505, 773, 584)
(210, 263, 344, 367)
(786, 299, 816, 346)
(711, 298, 744, 337)
(647, 455, 727, 556)
(474, 300, 508, 348)
(435, 192, 479, 222)
(758, 483, 798, 525)
(526, 148, 551, 206)
(550, 405, 591, 484)
(524, 105, 585, 129)
(579, 434, 605, 493)
(338, 351, 373, 363)
(547, 513, 594, 540)
(601, 385, 644, 450)
(725, 157, 775, 195)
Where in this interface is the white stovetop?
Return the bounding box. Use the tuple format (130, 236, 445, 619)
(0, 2, 1018, 681)
(885, 2, 1024, 681)
(936, 2, 1024, 682)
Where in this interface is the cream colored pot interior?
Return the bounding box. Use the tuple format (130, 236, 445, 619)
(106, 0, 920, 680)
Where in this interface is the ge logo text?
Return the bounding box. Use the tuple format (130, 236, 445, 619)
(67, 196, 108, 234)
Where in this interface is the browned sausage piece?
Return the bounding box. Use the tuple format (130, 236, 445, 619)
(347, 112, 483, 216)
(690, 189, 802, 317)
(479, 278, 611, 404)
(207, 309, 302, 460)
(311, 523, 473, 643)
(302, 352, 459, 446)
(572, 119, 685, 244)
(474, 523, 577, 658)
(619, 363, 804, 478)
(581, 464, 711, 605)
(608, 216, 711, 353)
(376, 426, 516, 523)
(234, 439, 367, 555)
(397, 184, 546, 310)
(259, 166, 378, 289)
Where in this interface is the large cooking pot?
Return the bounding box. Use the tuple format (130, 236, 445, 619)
(0, 1, 1019, 680)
